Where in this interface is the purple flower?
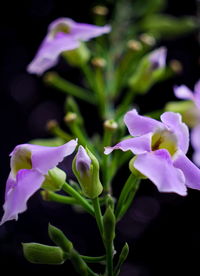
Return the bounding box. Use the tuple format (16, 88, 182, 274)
(27, 18, 111, 75)
(105, 109, 200, 196)
(174, 80, 200, 166)
(75, 145, 91, 174)
(0, 140, 77, 225)
(149, 47, 167, 70)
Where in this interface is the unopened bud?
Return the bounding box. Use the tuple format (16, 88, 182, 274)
(91, 57, 106, 68)
(104, 119, 118, 131)
(127, 40, 142, 51)
(139, 33, 156, 46)
(169, 59, 183, 74)
(22, 243, 65, 265)
(42, 167, 66, 192)
(48, 224, 73, 255)
(103, 206, 116, 244)
(46, 119, 58, 131)
(92, 5, 108, 16)
(64, 112, 77, 123)
(129, 157, 147, 179)
(73, 146, 103, 198)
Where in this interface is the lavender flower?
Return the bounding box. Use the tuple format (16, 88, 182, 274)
(149, 47, 167, 70)
(105, 109, 200, 196)
(0, 140, 77, 225)
(174, 80, 200, 166)
(27, 18, 111, 75)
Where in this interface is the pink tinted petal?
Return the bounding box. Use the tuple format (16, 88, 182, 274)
(194, 80, 200, 108)
(0, 169, 44, 225)
(27, 35, 79, 75)
(76, 145, 91, 172)
(70, 22, 111, 41)
(124, 109, 162, 136)
(192, 150, 200, 167)
(191, 125, 200, 150)
(30, 139, 78, 174)
(174, 85, 194, 100)
(134, 149, 187, 196)
(104, 133, 152, 155)
(149, 47, 167, 69)
(173, 151, 200, 190)
(161, 112, 189, 154)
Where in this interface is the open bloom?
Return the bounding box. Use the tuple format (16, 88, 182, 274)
(27, 18, 111, 75)
(174, 80, 200, 166)
(1, 140, 77, 225)
(105, 109, 200, 196)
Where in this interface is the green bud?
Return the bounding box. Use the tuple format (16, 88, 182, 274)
(63, 43, 90, 67)
(48, 224, 73, 255)
(114, 243, 129, 276)
(129, 157, 147, 179)
(72, 146, 103, 199)
(22, 243, 65, 265)
(103, 206, 116, 244)
(42, 167, 66, 192)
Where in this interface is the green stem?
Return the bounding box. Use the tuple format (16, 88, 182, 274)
(92, 197, 104, 236)
(62, 182, 94, 216)
(80, 254, 106, 263)
(44, 72, 95, 104)
(106, 242, 113, 276)
(41, 190, 78, 205)
(115, 89, 136, 120)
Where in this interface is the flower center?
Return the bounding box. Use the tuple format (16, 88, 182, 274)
(12, 148, 32, 176)
(151, 130, 177, 156)
(52, 23, 71, 37)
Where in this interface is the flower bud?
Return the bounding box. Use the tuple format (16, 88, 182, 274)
(103, 119, 118, 131)
(139, 33, 156, 46)
(127, 40, 142, 52)
(91, 57, 106, 68)
(42, 167, 66, 192)
(22, 243, 65, 265)
(92, 5, 108, 16)
(72, 146, 103, 198)
(64, 112, 78, 124)
(129, 157, 147, 179)
(63, 43, 90, 67)
(103, 206, 116, 244)
(48, 224, 73, 255)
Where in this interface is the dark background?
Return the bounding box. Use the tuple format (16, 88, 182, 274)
(0, 1, 200, 275)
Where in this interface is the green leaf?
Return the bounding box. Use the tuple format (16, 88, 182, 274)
(141, 15, 197, 39)
(29, 137, 65, 147)
(22, 243, 65, 265)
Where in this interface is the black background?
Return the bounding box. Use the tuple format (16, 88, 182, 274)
(0, 1, 200, 275)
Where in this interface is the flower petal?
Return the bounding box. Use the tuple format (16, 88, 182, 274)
(149, 47, 167, 69)
(173, 151, 200, 190)
(194, 80, 200, 108)
(27, 35, 79, 75)
(160, 112, 189, 154)
(0, 169, 44, 225)
(174, 85, 194, 100)
(104, 133, 152, 155)
(48, 17, 111, 41)
(76, 145, 91, 172)
(134, 149, 187, 196)
(11, 139, 78, 175)
(191, 124, 200, 151)
(124, 109, 162, 136)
